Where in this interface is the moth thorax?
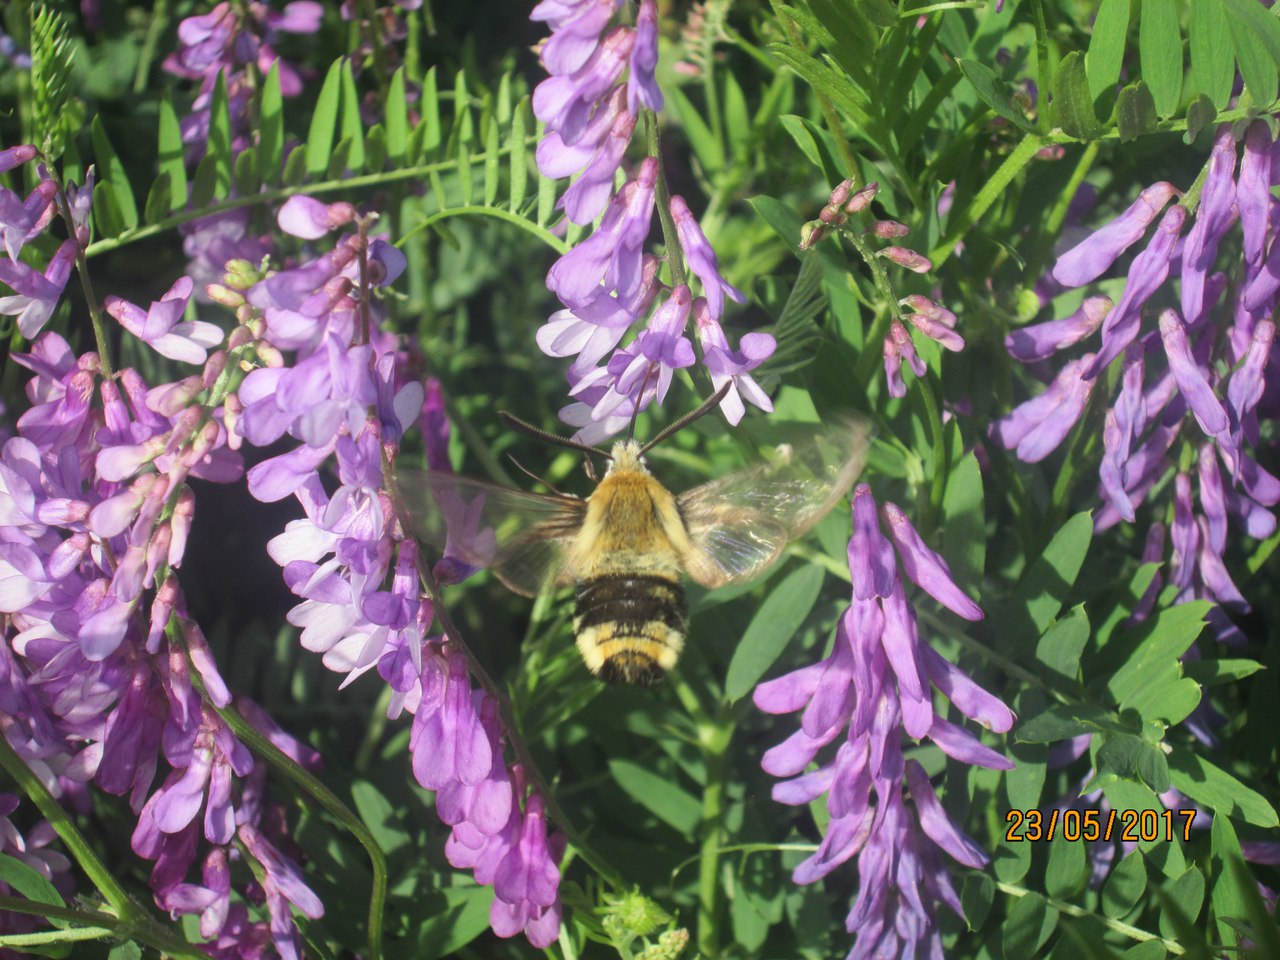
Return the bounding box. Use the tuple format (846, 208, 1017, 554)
(573, 573, 687, 685)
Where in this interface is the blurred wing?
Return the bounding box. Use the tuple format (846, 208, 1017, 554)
(677, 417, 871, 588)
(391, 467, 586, 596)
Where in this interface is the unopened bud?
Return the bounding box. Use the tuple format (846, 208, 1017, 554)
(800, 222, 825, 249)
(845, 182, 879, 213)
(878, 246, 932, 273)
(872, 220, 909, 239)
(206, 283, 245, 308)
(829, 178, 855, 207)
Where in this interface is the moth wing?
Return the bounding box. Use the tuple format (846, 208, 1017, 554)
(677, 417, 871, 589)
(390, 467, 586, 597)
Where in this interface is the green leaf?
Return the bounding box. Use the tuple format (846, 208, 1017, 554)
(1210, 816, 1247, 951)
(1102, 850, 1147, 918)
(509, 97, 529, 213)
(609, 759, 701, 834)
(365, 124, 387, 173)
(1223, 0, 1280, 107)
(206, 71, 233, 199)
(1104, 601, 1208, 706)
(723, 69, 751, 165)
(407, 885, 495, 958)
(1045, 830, 1088, 900)
(1116, 82, 1159, 142)
(1119, 942, 1167, 960)
(1096, 732, 1170, 793)
(108, 944, 143, 960)
(143, 172, 172, 225)
(1225, 856, 1280, 959)
(339, 59, 365, 172)
(961, 871, 994, 930)
(724, 564, 825, 701)
(483, 112, 500, 206)
(157, 93, 188, 212)
(957, 59, 1037, 133)
(1168, 752, 1279, 826)
(386, 68, 408, 164)
(420, 66, 442, 161)
(1087, 0, 1132, 100)
(1036, 604, 1089, 681)
(1159, 868, 1206, 939)
(282, 145, 308, 186)
(350, 780, 411, 854)
(1100, 780, 1186, 877)
(306, 59, 344, 177)
(770, 45, 871, 130)
(1183, 93, 1218, 143)
(667, 85, 724, 174)
(90, 116, 138, 232)
(1002, 891, 1059, 958)
(189, 152, 219, 209)
(1053, 51, 1100, 140)
(1189, 0, 1234, 108)
(1182, 657, 1262, 685)
(0, 853, 65, 908)
(1139, 0, 1184, 117)
(940, 452, 985, 586)
(233, 146, 259, 196)
(749, 195, 805, 250)
(1004, 512, 1094, 638)
(259, 61, 283, 185)
(1016, 701, 1112, 743)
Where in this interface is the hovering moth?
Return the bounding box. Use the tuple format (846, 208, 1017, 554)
(393, 388, 869, 684)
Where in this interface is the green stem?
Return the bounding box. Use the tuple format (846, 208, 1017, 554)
(929, 132, 1044, 267)
(648, 112, 687, 287)
(401, 204, 569, 254)
(1028, 0, 1054, 134)
(84, 143, 540, 257)
(995, 881, 1186, 955)
(0, 736, 138, 922)
(206, 699, 388, 960)
(131, 0, 170, 93)
(0, 897, 207, 958)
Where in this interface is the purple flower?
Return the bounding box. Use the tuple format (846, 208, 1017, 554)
(992, 355, 1097, 462)
(1085, 203, 1186, 378)
(0, 240, 75, 337)
(547, 157, 657, 310)
(1051, 181, 1179, 287)
(104, 276, 224, 364)
(695, 299, 774, 424)
(670, 195, 745, 319)
(755, 485, 1010, 959)
(627, 0, 662, 113)
(1005, 296, 1111, 362)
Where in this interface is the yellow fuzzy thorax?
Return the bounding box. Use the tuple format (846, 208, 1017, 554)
(567, 440, 692, 579)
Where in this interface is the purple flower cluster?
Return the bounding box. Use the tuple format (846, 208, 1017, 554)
(532, 0, 773, 440)
(234, 196, 564, 946)
(0, 154, 328, 957)
(996, 123, 1280, 640)
(162, 1, 323, 156)
(755, 485, 1013, 959)
(0, 147, 80, 340)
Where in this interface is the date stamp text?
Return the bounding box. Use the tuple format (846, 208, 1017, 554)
(1005, 808, 1197, 843)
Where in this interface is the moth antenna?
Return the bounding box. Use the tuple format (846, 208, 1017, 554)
(505, 453, 565, 496)
(639, 380, 733, 455)
(498, 411, 613, 463)
(626, 362, 659, 443)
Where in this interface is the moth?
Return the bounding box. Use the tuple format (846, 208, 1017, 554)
(393, 387, 869, 684)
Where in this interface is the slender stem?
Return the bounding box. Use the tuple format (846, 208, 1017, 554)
(203, 697, 388, 960)
(0, 736, 138, 922)
(0, 896, 208, 959)
(401, 204, 569, 254)
(48, 172, 115, 377)
(1028, 0, 1054, 134)
(131, 0, 170, 93)
(648, 112, 687, 287)
(779, 12, 861, 185)
(994, 881, 1186, 955)
(695, 715, 732, 959)
(84, 143, 541, 257)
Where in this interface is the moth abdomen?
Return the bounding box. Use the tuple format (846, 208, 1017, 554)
(573, 574, 687, 685)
